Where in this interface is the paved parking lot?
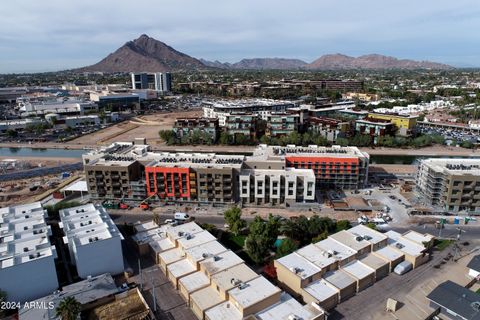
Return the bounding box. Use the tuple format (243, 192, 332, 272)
(331, 241, 479, 320)
(122, 235, 196, 320)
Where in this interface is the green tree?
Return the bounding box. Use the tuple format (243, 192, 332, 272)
(44, 201, 81, 219)
(276, 238, 298, 258)
(56, 296, 81, 320)
(5, 129, 17, 138)
(219, 132, 230, 145)
(366, 222, 377, 230)
(224, 207, 246, 236)
(335, 220, 352, 232)
(245, 234, 270, 265)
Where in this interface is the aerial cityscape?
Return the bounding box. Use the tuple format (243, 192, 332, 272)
(1, 1, 480, 320)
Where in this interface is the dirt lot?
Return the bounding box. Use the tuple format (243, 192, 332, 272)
(70, 110, 202, 146)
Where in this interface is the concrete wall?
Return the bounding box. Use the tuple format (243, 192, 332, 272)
(74, 237, 124, 278)
(1, 256, 58, 303)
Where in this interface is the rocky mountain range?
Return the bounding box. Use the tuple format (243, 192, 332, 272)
(78, 34, 453, 72)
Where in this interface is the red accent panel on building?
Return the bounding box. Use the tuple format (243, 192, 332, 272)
(145, 166, 191, 199)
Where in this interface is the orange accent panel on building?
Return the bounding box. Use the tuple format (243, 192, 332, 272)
(145, 166, 191, 199)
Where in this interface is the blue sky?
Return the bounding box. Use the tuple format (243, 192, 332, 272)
(1, 0, 479, 73)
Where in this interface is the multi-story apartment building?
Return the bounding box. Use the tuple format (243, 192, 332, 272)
(173, 117, 219, 143)
(248, 144, 369, 190)
(355, 117, 396, 144)
(85, 157, 143, 200)
(224, 112, 258, 141)
(145, 153, 244, 204)
(0, 203, 58, 303)
(203, 99, 294, 126)
(367, 112, 418, 136)
(416, 159, 480, 213)
(239, 168, 315, 206)
(131, 72, 172, 92)
(59, 204, 124, 278)
(308, 117, 350, 142)
(84, 141, 370, 205)
(265, 112, 300, 138)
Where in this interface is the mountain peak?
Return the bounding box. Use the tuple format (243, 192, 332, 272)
(78, 35, 205, 73)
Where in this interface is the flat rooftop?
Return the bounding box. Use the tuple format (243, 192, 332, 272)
(0, 202, 56, 269)
(203, 98, 293, 109)
(200, 250, 244, 276)
(177, 230, 217, 251)
(420, 158, 480, 176)
(228, 276, 281, 309)
(178, 271, 210, 294)
(190, 286, 224, 313)
(149, 237, 175, 254)
(251, 144, 369, 162)
(276, 252, 322, 279)
(166, 222, 204, 242)
(166, 258, 196, 279)
(133, 221, 158, 233)
(427, 280, 480, 320)
(210, 263, 258, 293)
(59, 204, 123, 247)
(315, 238, 357, 262)
(132, 226, 169, 245)
(296, 244, 337, 270)
(204, 300, 242, 320)
(341, 260, 375, 280)
(146, 152, 244, 169)
(159, 248, 184, 265)
(329, 230, 372, 252)
(402, 230, 434, 246)
(323, 269, 356, 290)
(345, 225, 388, 246)
(373, 245, 404, 262)
(386, 231, 426, 257)
(185, 240, 227, 264)
(360, 253, 390, 270)
(303, 279, 339, 302)
(256, 292, 324, 320)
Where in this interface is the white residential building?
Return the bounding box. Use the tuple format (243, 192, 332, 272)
(0, 203, 58, 302)
(239, 168, 315, 206)
(59, 204, 124, 278)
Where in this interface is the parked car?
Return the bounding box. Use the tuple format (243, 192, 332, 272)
(394, 261, 413, 275)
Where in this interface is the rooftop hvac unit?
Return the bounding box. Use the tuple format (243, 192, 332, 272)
(355, 236, 364, 242)
(288, 315, 301, 320)
(238, 282, 248, 290)
(363, 235, 372, 240)
(178, 231, 184, 237)
(202, 253, 211, 259)
(185, 233, 192, 240)
(213, 255, 221, 261)
(395, 243, 404, 249)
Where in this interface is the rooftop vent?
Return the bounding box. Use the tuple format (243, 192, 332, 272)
(288, 315, 301, 320)
(363, 235, 372, 240)
(355, 236, 364, 242)
(395, 243, 404, 249)
(178, 231, 184, 237)
(213, 255, 221, 262)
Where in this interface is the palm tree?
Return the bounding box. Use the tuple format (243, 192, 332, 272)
(56, 296, 81, 320)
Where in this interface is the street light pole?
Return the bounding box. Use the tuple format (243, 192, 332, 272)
(151, 272, 157, 313)
(138, 259, 143, 290)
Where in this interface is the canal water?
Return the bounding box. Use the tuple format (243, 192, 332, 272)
(0, 147, 478, 164)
